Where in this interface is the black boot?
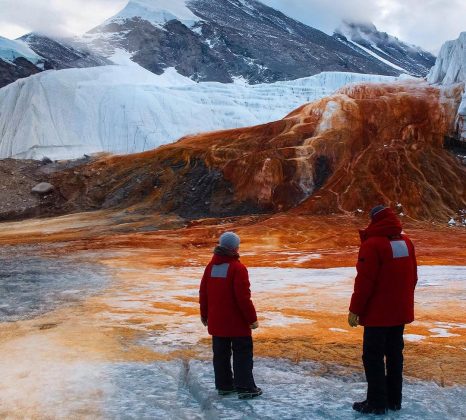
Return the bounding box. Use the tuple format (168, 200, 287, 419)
(388, 402, 401, 411)
(353, 400, 387, 415)
(237, 387, 262, 399)
(218, 387, 237, 396)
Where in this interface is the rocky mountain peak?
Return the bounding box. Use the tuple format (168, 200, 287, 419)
(335, 20, 378, 40)
(87, 0, 408, 83)
(334, 20, 435, 77)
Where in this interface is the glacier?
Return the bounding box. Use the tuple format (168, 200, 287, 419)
(0, 36, 43, 65)
(0, 63, 402, 160)
(428, 32, 466, 141)
(427, 32, 466, 85)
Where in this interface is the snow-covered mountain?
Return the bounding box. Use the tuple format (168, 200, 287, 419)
(0, 64, 400, 160)
(0, 36, 45, 88)
(1, 0, 435, 88)
(0, 0, 441, 161)
(0, 33, 110, 88)
(334, 21, 435, 77)
(108, 0, 199, 27)
(85, 0, 410, 83)
(428, 32, 466, 141)
(19, 33, 111, 70)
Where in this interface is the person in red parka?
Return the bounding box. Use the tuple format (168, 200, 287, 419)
(199, 232, 262, 399)
(349, 205, 417, 415)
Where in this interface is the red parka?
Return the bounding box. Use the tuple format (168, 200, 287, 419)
(199, 253, 257, 337)
(349, 208, 418, 327)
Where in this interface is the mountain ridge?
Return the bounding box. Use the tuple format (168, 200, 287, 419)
(333, 20, 435, 77)
(84, 0, 429, 83)
(1, 0, 437, 88)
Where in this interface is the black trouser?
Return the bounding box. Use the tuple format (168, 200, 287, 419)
(212, 336, 256, 390)
(363, 325, 405, 409)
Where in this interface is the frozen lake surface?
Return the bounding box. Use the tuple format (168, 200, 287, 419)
(8, 357, 461, 419)
(0, 246, 109, 322)
(103, 359, 465, 420)
(0, 249, 464, 418)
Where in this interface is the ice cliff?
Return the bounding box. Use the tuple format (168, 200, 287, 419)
(428, 32, 466, 141)
(0, 66, 398, 160)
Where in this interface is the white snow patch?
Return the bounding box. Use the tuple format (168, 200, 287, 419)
(417, 265, 466, 286)
(404, 334, 426, 342)
(108, 0, 199, 27)
(260, 311, 313, 327)
(429, 328, 460, 338)
(434, 322, 466, 329)
(315, 100, 342, 134)
(288, 254, 322, 264)
(347, 39, 406, 72)
(329, 328, 348, 333)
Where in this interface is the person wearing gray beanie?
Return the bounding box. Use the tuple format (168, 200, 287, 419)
(199, 231, 262, 400)
(219, 232, 240, 251)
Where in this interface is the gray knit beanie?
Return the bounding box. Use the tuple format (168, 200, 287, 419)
(219, 232, 240, 250)
(370, 205, 386, 219)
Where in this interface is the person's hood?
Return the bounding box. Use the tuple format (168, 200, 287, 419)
(211, 246, 240, 264)
(359, 208, 402, 242)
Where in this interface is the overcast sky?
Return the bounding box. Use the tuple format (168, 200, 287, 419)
(0, 0, 464, 53)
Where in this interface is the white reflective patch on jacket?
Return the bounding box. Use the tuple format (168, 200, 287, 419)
(390, 240, 409, 258)
(211, 263, 230, 278)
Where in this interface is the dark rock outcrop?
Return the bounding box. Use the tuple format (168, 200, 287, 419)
(0, 57, 41, 89)
(19, 33, 111, 70)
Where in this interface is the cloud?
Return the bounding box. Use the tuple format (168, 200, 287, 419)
(0, 0, 464, 52)
(373, 0, 466, 52)
(262, 0, 380, 34)
(0, 0, 126, 38)
(261, 0, 466, 53)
